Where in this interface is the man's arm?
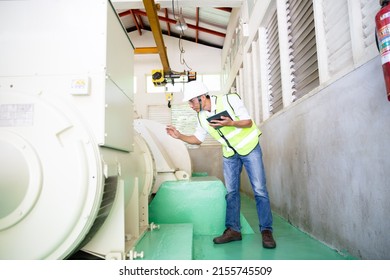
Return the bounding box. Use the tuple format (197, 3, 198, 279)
(166, 125, 202, 145)
(209, 116, 252, 129)
(208, 93, 254, 129)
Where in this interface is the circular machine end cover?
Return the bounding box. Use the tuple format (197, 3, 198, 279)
(0, 90, 104, 259)
(134, 119, 192, 190)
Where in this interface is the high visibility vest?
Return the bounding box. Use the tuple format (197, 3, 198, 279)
(198, 94, 261, 158)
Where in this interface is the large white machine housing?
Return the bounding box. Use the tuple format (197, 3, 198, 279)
(0, 0, 191, 260)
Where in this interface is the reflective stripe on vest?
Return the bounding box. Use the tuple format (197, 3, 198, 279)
(198, 94, 261, 157)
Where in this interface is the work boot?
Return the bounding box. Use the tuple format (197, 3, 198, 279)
(213, 228, 242, 244)
(261, 230, 276, 249)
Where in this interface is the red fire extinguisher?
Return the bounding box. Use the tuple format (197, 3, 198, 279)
(376, 0, 390, 101)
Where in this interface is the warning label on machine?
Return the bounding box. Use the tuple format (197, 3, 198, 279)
(0, 104, 34, 127)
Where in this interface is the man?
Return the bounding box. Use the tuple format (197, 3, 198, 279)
(166, 80, 276, 249)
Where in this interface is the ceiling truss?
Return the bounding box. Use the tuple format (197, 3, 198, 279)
(118, 6, 232, 49)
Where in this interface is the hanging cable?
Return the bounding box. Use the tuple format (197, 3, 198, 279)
(172, 0, 192, 71)
(178, 33, 192, 71)
(172, 0, 176, 20)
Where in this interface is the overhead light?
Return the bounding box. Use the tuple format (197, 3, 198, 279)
(175, 14, 188, 31)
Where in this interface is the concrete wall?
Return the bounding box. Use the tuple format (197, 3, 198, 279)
(188, 146, 224, 181)
(243, 57, 390, 260)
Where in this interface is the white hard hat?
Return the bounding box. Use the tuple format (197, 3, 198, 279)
(182, 81, 209, 102)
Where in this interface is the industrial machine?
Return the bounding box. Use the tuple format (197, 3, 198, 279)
(0, 0, 191, 260)
(151, 69, 197, 86)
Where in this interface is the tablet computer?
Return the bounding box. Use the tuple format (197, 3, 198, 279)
(207, 110, 232, 128)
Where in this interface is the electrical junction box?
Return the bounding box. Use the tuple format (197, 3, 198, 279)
(70, 77, 91, 95)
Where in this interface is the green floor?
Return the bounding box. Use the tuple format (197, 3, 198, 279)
(136, 177, 355, 260)
(193, 195, 354, 260)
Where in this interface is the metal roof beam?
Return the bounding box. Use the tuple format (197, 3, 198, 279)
(127, 9, 225, 37)
(130, 9, 142, 35)
(134, 47, 160, 54)
(142, 0, 171, 73)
